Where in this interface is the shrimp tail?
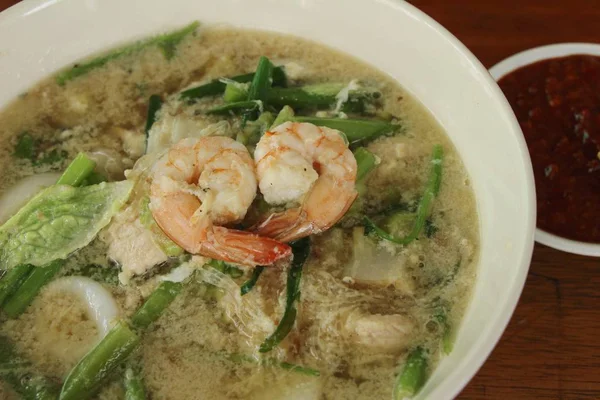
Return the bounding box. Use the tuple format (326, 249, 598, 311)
(202, 227, 292, 266)
(252, 209, 315, 243)
(254, 181, 358, 242)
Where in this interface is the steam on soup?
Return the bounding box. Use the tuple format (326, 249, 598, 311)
(0, 22, 478, 400)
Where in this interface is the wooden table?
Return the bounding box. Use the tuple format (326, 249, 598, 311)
(1, 0, 599, 398)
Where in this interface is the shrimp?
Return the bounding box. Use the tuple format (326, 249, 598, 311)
(253, 121, 358, 242)
(149, 136, 291, 266)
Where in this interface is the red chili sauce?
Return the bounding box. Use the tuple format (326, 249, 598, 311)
(498, 55, 600, 243)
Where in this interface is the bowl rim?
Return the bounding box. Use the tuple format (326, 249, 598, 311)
(489, 42, 600, 257)
(0, 0, 537, 398)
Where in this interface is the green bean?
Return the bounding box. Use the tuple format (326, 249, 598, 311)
(364, 145, 443, 245)
(2, 260, 64, 318)
(206, 100, 260, 115)
(271, 105, 295, 128)
(131, 281, 182, 330)
(393, 347, 429, 399)
(179, 66, 287, 102)
(124, 365, 146, 400)
(144, 95, 163, 147)
(56, 153, 97, 187)
(353, 147, 378, 181)
(259, 238, 310, 353)
(293, 116, 397, 144)
(60, 321, 140, 400)
(240, 266, 265, 296)
(56, 22, 199, 85)
(0, 264, 34, 306)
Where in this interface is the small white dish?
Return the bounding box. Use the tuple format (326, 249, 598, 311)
(490, 43, 600, 257)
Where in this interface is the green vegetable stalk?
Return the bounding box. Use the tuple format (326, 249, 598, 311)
(56, 153, 97, 187)
(0, 264, 34, 306)
(293, 116, 397, 144)
(144, 95, 163, 151)
(131, 281, 183, 330)
(180, 66, 287, 102)
(2, 260, 64, 318)
(393, 347, 429, 399)
(364, 144, 443, 245)
(259, 238, 310, 353)
(271, 105, 295, 129)
(59, 321, 140, 400)
(240, 266, 265, 296)
(56, 21, 199, 85)
(124, 365, 146, 400)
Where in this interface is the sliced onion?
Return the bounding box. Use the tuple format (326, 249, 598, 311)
(0, 172, 61, 224)
(46, 277, 119, 339)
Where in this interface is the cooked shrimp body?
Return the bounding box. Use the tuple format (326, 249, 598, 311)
(253, 121, 358, 242)
(149, 136, 291, 266)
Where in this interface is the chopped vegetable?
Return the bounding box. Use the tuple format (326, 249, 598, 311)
(206, 100, 261, 115)
(0, 181, 133, 270)
(59, 321, 140, 400)
(223, 80, 249, 103)
(433, 306, 453, 354)
(238, 112, 275, 146)
(56, 153, 97, 187)
(13, 133, 35, 160)
(154, 21, 200, 60)
(0, 335, 60, 399)
(14, 133, 68, 166)
(225, 352, 320, 377)
(2, 371, 60, 400)
(271, 105, 295, 129)
(124, 365, 146, 400)
(180, 66, 287, 102)
(353, 147, 378, 181)
(208, 259, 243, 279)
(259, 238, 310, 353)
(265, 82, 379, 113)
(240, 266, 265, 296)
(293, 116, 397, 144)
(247, 56, 274, 103)
(365, 145, 443, 245)
(56, 21, 200, 85)
(144, 95, 163, 150)
(0, 264, 33, 306)
(424, 218, 438, 238)
(1, 260, 64, 318)
(393, 347, 429, 399)
(131, 281, 182, 330)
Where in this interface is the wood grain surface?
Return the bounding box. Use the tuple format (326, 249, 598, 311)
(1, 0, 599, 399)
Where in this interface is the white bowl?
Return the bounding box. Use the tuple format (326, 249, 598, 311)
(490, 43, 600, 257)
(0, 0, 536, 398)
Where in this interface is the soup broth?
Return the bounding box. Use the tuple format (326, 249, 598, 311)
(0, 26, 478, 400)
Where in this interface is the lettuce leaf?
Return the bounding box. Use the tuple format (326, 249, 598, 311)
(0, 181, 133, 269)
